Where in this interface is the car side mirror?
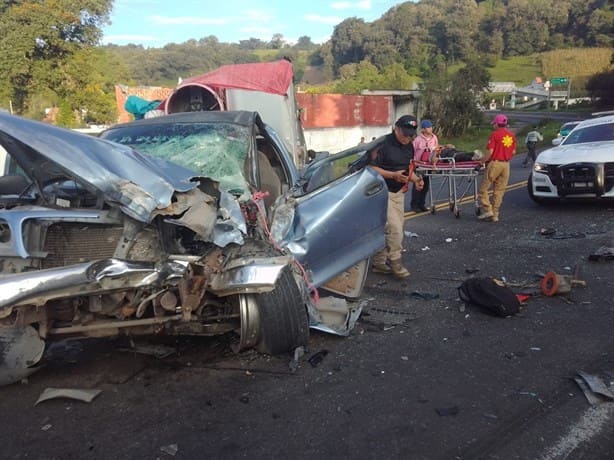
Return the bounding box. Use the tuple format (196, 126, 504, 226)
(551, 137, 563, 146)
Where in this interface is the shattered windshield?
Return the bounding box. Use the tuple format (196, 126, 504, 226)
(104, 122, 250, 195)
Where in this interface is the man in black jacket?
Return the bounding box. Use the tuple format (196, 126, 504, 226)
(368, 115, 423, 278)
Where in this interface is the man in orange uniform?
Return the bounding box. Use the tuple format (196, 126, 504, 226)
(477, 114, 517, 223)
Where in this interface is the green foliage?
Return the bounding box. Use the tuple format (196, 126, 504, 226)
(541, 48, 613, 78)
(586, 69, 614, 108)
(421, 62, 490, 138)
(485, 55, 542, 85)
(56, 99, 77, 128)
(330, 18, 370, 71)
(332, 60, 419, 94)
(0, 0, 113, 114)
(0, 0, 611, 127)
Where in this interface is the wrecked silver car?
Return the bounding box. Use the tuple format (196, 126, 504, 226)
(0, 111, 387, 384)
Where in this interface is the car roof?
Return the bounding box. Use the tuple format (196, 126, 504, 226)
(107, 110, 262, 130)
(573, 114, 614, 129)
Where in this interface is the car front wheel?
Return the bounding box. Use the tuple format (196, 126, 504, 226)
(235, 266, 309, 355)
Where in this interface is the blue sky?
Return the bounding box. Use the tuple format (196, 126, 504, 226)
(102, 0, 403, 47)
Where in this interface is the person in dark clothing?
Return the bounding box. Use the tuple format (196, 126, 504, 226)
(368, 115, 423, 279)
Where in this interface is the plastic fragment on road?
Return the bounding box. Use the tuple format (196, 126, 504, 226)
(35, 388, 102, 405)
(410, 291, 440, 300)
(308, 350, 329, 367)
(116, 343, 177, 359)
(435, 406, 459, 416)
(574, 371, 614, 405)
(289, 346, 305, 373)
(588, 246, 614, 262)
(160, 444, 178, 456)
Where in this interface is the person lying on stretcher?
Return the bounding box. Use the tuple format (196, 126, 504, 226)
(430, 146, 484, 163)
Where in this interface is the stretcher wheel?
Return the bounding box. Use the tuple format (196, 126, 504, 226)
(475, 208, 481, 216)
(449, 203, 454, 212)
(430, 206, 436, 214)
(454, 208, 460, 218)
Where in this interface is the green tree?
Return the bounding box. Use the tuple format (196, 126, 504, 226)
(422, 62, 490, 137)
(55, 98, 77, 128)
(294, 36, 316, 50)
(430, 0, 480, 63)
(0, 0, 113, 114)
(330, 18, 369, 73)
(62, 47, 127, 124)
(586, 69, 614, 108)
(238, 38, 267, 50)
(269, 33, 285, 50)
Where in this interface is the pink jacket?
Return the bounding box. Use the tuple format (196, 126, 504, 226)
(413, 133, 440, 162)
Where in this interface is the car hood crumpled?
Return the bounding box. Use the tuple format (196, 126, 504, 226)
(538, 141, 614, 165)
(0, 112, 200, 223)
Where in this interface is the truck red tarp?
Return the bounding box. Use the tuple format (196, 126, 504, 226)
(178, 59, 293, 96)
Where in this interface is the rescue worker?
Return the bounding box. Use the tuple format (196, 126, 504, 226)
(477, 114, 517, 223)
(369, 115, 424, 278)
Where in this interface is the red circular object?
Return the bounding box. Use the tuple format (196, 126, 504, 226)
(541, 271, 559, 296)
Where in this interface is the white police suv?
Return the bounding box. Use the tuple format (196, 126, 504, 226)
(528, 115, 614, 203)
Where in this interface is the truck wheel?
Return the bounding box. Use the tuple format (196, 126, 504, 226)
(236, 267, 309, 355)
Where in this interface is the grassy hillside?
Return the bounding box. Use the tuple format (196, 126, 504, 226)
(541, 48, 612, 78)
(487, 55, 542, 84)
(451, 48, 611, 87)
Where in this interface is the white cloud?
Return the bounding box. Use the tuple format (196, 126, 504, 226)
(331, 0, 371, 11)
(356, 0, 372, 10)
(305, 14, 344, 25)
(243, 9, 275, 22)
(148, 15, 228, 26)
(331, 1, 352, 9)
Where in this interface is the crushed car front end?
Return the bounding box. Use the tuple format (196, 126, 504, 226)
(0, 112, 309, 384)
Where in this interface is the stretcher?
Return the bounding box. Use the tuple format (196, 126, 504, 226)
(414, 158, 484, 218)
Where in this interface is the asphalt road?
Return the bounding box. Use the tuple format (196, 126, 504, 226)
(1, 153, 614, 460)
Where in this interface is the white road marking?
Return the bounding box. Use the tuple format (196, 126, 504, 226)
(541, 403, 614, 459)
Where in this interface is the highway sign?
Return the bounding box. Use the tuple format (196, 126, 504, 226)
(551, 77, 568, 84)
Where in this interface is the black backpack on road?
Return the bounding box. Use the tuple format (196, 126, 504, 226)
(458, 278, 520, 317)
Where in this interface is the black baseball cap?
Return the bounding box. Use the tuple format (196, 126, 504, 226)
(395, 115, 418, 136)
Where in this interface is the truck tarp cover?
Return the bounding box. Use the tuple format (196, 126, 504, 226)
(179, 59, 293, 96)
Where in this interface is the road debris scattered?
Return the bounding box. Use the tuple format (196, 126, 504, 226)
(435, 406, 459, 416)
(35, 388, 102, 405)
(289, 346, 305, 373)
(160, 444, 178, 456)
(308, 350, 329, 368)
(540, 271, 586, 296)
(588, 246, 614, 262)
(574, 371, 614, 405)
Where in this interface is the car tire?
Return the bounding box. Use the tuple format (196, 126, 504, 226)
(238, 266, 309, 355)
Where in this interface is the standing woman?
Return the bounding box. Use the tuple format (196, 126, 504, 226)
(410, 119, 439, 212)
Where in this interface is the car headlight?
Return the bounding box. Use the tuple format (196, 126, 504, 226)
(533, 162, 549, 173)
(270, 201, 295, 243)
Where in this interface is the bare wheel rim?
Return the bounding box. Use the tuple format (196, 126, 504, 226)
(232, 294, 261, 353)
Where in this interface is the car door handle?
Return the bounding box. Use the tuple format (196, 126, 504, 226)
(365, 182, 384, 196)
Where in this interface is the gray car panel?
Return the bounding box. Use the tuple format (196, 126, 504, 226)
(0, 112, 199, 222)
